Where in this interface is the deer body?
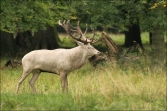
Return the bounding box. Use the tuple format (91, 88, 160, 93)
(16, 20, 100, 94)
(22, 45, 97, 75)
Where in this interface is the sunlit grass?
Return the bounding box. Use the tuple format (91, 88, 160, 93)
(1, 61, 166, 110)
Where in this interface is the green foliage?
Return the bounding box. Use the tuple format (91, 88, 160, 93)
(1, 0, 166, 33)
(71, 0, 167, 32)
(71, 1, 121, 29)
(0, 0, 75, 33)
(139, 0, 167, 32)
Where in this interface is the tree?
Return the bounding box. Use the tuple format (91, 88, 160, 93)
(0, 31, 16, 56)
(117, 0, 144, 48)
(0, 0, 74, 33)
(124, 24, 142, 47)
(71, 1, 144, 47)
(70, 0, 166, 70)
(0, 0, 75, 55)
(145, 0, 166, 69)
(32, 25, 59, 50)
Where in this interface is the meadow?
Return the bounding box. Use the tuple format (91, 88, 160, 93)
(1, 32, 166, 110)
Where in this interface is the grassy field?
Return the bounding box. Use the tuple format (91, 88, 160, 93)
(1, 62, 166, 110)
(1, 32, 166, 110)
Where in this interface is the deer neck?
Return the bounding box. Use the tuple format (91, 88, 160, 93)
(69, 46, 88, 68)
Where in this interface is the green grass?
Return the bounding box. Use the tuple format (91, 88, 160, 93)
(1, 61, 166, 110)
(1, 32, 166, 110)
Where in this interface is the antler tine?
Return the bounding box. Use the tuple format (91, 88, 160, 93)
(66, 20, 70, 25)
(63, 20, 66, 25)
(90, 29, 95, 40)
(88, 29, 99, 44)
(58, 20, 62, 26)
(77, 21, 84, 35)
(90, 38, 99, 44)
(58, 20, 66, 28)
(84, 23, 88, 35)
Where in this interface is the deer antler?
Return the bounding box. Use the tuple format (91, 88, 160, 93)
(58, 20, 98, 44)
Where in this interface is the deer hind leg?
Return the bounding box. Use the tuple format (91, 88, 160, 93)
(60, 73, 68, 93)
(29, 71, 40, 94)
(16, 71, 31, 94)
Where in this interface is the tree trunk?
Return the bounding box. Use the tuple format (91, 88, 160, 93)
(149, 32, 152, 45)
(32, 25, 60, 50)
(0, 31, 17, 57)
(124, 24, 143, 48)
(151, 29, 165, 70)
(15, 31, 33, 52)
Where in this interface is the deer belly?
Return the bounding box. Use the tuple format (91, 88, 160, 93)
(34, 62, 58, 74)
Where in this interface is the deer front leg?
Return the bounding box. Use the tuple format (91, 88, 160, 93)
(29, 72, 40, 94)
(60, 73, 68, 93)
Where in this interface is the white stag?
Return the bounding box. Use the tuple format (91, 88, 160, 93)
(16, 20, 100, 94)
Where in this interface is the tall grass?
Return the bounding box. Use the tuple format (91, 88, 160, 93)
(1, 32, 166, 110)
(1, 61, 166, 110)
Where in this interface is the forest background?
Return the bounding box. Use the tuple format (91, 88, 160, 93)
(0, 0, 166, 110)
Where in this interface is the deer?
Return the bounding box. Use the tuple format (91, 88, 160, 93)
(16, 20, 100, 94)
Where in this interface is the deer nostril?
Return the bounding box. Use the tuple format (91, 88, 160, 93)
(97, 51, 101, 54)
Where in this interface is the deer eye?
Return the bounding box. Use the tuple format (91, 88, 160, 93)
(87, 47, 92, 49)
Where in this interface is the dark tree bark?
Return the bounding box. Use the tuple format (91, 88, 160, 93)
(15, 31, 33, 52)
(151, 29, 165, 70)
(0, 31, 16, 56)
(0, 25, 60, 57)
(32, 25, 60, 50)
(149, 32, 152, 45)
(124, 24, 143, 48)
